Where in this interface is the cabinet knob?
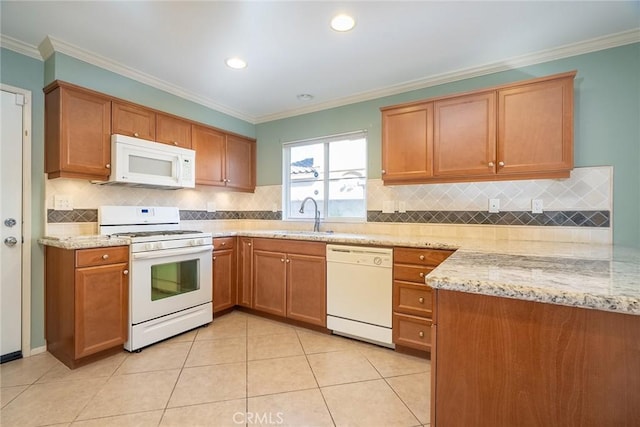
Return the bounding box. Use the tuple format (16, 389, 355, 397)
(419, 272, 424, 278)
(286, 259, 290, 263)
(134, 132, 139, 137)
(419, 255, 425, 261)
(123, 269, 129, 275)
(174, 141, 178, 146)
(488, 161, 495, 167)
(419, 297, 425, 304)
(106, 164, 111, 169)
(102, 254, 109, 260)
(498, 161, 505, 167)
(419, 331, 425, 338)
(221, 241, 226, 246)
(281, 258, 285, 262)
(381, 169, 386, 174)
(226, 179, 231, 183)
(213, 256, 216, 261)
(248, 243, 252, 246)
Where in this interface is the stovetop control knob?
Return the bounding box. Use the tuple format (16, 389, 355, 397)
(154, 242, 164, 250)
(144, 243, 154, 251)
(190, 239, 202, 246)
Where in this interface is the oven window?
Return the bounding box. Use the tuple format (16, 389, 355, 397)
(151, 259, 199, 301)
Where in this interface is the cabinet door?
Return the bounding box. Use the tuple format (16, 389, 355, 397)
(381, 103, 433, 183)
(253, 250, 287, 317)
(45, 85, 111, 179)
(225, 135, 256, 192)
(156, 113, 192, 148)
(112, 101, 156, 141)
(192, 125, 226, 186)
(237, 238, 253, 308)
(286, 253, 326, 327)
(74, 263, 128, 358)
(434, 92, 496, 177)
(212, 248, 236, 313)
(498, 76, 574, 174)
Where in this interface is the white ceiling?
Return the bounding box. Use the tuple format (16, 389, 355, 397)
(1, 1, 639, 124)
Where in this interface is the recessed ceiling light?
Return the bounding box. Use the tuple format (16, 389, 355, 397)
(331, 14, 355, 32)
(297, 94, 314, 101)
(226, 57, 247, 69)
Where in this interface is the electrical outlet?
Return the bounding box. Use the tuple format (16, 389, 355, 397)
(398, 201, 407, 213)
(53, 195, 73, 211)
(488, 198, 500, 213)
(531, 199, 544, 214)
(206, 202, 217, 213)
(382, 200, 395, 214)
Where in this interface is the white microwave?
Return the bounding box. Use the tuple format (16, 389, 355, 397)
(94, 134, 196, 189)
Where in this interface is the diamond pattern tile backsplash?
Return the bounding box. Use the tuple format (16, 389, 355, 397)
(46, 166, 612, 232)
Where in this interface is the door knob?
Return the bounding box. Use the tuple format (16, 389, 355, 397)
(4, 218, 16, 227)
(4, 236, 17, 247)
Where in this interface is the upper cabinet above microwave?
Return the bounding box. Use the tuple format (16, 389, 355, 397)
(380, 71, 576, 185)
(43, 80, 256, 192)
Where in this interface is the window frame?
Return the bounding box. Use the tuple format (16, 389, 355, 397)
(282, 130, 368, 223)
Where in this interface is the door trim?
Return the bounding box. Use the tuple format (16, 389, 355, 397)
(1, 84, 32, 357)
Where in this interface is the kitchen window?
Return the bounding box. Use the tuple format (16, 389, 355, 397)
(283, 131, 367, 222)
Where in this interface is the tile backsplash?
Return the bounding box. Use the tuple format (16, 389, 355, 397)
(45, 166, 613, 244)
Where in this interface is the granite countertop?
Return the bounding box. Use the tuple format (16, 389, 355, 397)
(39, 230, 640, 316)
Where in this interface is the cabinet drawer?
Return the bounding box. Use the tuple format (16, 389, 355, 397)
(393, 281, 432, 317)
(76, 246, 129, 268)
(394, 248, 453, 267)
(393, 313, 432, 351)
(213, 237, 235, 250)
(394, 264, 433, 283)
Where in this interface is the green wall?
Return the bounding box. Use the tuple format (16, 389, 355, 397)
(256, 43, 640, 247)
(1, 48, 46, 349)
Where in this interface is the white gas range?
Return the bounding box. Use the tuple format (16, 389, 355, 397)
(99, 206, 212, 351)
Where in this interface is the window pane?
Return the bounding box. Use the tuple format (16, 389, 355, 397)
(329, 138, 366, 172)
(289, 143, 324, 182)
(328, 177, 366, 218)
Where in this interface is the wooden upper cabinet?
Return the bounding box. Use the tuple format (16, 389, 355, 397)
(498, 75, 574, 175)
(156, 113, 192, 148)
(226, 135, 256, 192)
(434, 92, 496, 177)
(191, 124, 226, 186)
(112, 101, 156, 141)
(44, 81, 112, 180)
(381, 102, 433, 183)
(380, 71, 576, 185)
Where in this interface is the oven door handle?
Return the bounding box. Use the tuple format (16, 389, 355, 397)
(132, 245, 214, 260)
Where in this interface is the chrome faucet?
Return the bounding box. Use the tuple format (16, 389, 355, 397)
(299, 197, 320, 232)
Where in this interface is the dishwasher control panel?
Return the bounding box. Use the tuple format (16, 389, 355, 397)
(326, 244, 393, 267)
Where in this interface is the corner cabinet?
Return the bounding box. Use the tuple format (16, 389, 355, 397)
(45, 245, 129, 368)
(252, 238, 326, 327)
(44, 81, 112, 180)
(212, 237, 237, 313)
(192, 125, 256, 192)
(381, 71, 576, 185)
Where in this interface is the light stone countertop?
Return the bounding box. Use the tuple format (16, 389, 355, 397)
(39, 230, 640, 316)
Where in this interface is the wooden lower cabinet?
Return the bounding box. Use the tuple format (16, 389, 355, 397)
(212, 237, 236, 313)
(252, 238, 326, 327)
(237, 237, 254, 308)
(45, 245, 129, 368)
(431, 290, 640, 426)
(392, 247, 453, 352)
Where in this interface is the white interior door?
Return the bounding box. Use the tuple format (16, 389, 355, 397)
(1, 89, 24, 361)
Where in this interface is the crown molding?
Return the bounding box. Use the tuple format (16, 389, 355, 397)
(0, 34, 43, 60)
(39, 35, 255, 123)
(3, 28, 638, 125)
(254, 28, 640, 123)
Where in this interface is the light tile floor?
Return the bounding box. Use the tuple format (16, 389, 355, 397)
(1, 311, 430, 426)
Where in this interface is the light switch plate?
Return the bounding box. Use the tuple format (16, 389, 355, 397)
(53, 194, 73, 211)
(488, 198, 500, 213)
(531, 199, 544, 214)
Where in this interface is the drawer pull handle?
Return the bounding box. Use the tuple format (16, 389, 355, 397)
(419, 272, 424, 278)
(419, 255, 425, 260)
(419, 297, 424, 304)
(102, 254, 109, 260)
(419, 331, 425, 338)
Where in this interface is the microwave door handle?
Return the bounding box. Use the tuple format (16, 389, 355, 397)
(132, 245, 213, 260)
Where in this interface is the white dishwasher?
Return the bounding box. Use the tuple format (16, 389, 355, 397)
(326, 244, 394, 348)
